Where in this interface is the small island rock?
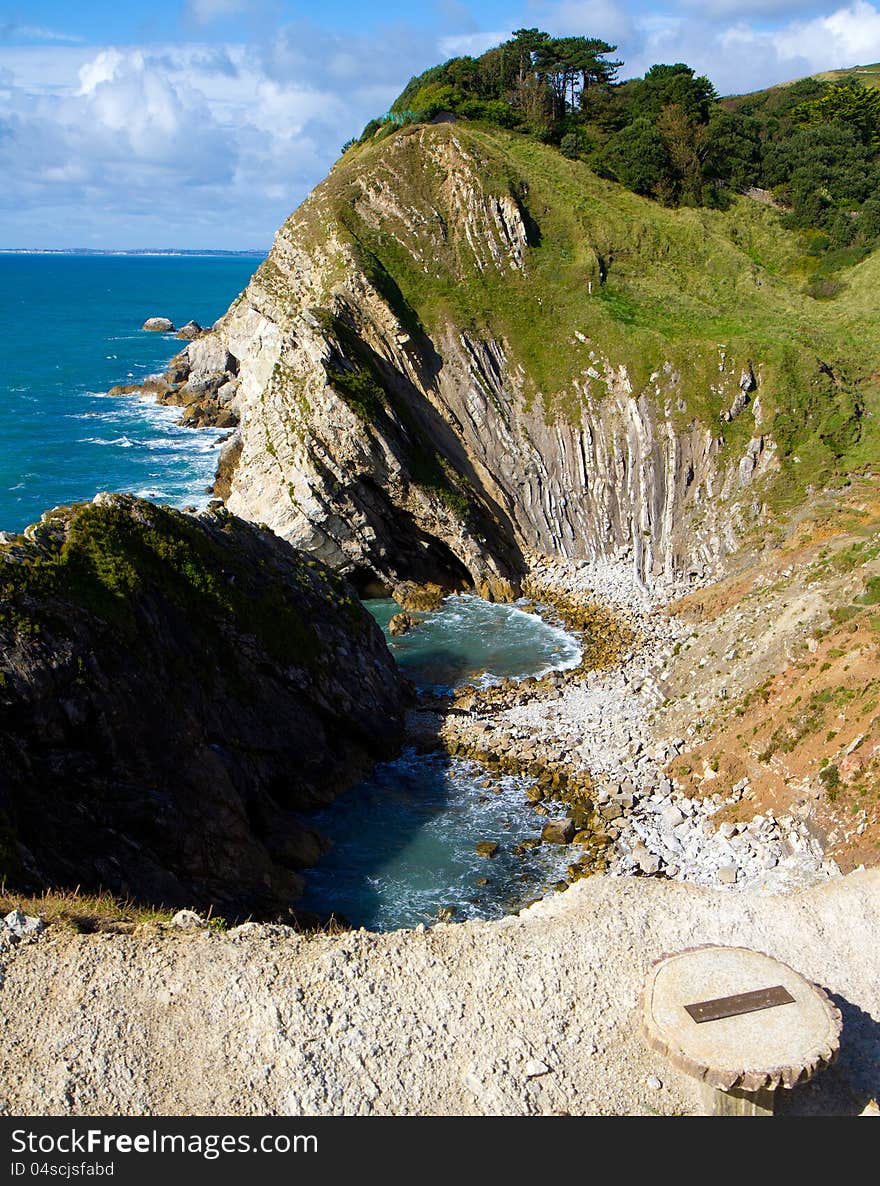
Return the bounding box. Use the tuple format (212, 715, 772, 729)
(389, 611, 419, 637)
(142, 317, 175, 332)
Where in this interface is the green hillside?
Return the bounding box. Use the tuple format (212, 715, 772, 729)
(351, 32, 880, 306)
(330, 118, 878, 514)
(815, 63, 880, 89)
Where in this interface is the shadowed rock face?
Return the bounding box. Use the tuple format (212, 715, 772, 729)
(184, 123, 780, 598)
(0, 495, 409, 918)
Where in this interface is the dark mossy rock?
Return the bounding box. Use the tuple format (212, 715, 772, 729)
(0, 495, 409, 919)
(475, 840, 499, 858)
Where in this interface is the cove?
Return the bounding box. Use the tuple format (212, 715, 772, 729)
(297, 595, 582, 931)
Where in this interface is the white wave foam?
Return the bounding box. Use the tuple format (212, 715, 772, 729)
(78, 435, 135, 447)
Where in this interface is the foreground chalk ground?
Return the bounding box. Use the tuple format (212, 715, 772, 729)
(0, 870, 877, 1116)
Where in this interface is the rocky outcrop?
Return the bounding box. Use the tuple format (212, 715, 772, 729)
(0, 495, 409, 918)
(176, 320, 205, 340)
(109, 335, 241, 428)
(388, 611, 419, 636)
(165, 124, 785, 596)
(142, 317, 174, 332)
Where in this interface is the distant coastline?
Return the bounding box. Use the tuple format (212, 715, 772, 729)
(0, 248, 267, 257)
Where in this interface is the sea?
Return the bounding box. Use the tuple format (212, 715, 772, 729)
(1, 251, 583, 931)
(0, 252, 263, 535)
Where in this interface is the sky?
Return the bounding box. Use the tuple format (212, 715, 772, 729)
(1, 1, 879, 248)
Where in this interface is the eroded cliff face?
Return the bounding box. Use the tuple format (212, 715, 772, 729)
(0, 496, 408, 917)
(187, 125, 779, 594)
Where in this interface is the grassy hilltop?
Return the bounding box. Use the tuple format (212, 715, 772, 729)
(320, 33, 880, 520)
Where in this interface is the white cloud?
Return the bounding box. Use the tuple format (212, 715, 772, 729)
(439, 31, 510, 57)
(0, 23, 83, 44)
(0, 29, 418, 246)
(776, 0, 880, 67)
(76, 49, 126, 96)
(2, 5, 880, 248)
(676, 0, 829, 16)
(621, 1, 880, 93)
(539, 0, 635, 44)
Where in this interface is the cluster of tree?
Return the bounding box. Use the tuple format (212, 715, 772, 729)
(356, 31, 880, 270)
(367, 30, 622, 135)
(725, 78, 880, 256)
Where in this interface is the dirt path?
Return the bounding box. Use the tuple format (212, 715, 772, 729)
(1, 870, 877, 1116)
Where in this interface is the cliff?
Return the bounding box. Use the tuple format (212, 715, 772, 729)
(0, 495, 408, 918)
(154, 121, 870, 595)
(1, 869, 876, 1114)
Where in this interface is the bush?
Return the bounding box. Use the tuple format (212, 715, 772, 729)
(595, 116, 670, 198)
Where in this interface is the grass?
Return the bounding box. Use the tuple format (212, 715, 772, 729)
(814, 63, 880, 89)
(0, 498, 335, 665)
(0, 886, 353, 938)
(0, 886, 179, 933)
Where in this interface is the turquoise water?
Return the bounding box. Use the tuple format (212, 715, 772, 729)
(0, 253, 262, 534)
(370, 594, 581, 690)
(298, 596, 582, 931)
(1, 253, 578, 933)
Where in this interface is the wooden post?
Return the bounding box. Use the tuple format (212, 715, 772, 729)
(701, 1084, 776, 1116)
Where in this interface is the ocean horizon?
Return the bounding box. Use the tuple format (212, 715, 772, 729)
(0, 248, 267, 257)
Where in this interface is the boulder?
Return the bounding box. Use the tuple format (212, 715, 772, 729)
(632, 844, 662, 875)
(171, 910, 206, 930)
(165, 351, 192, 385)
(389, 612, 418, 637)
(659, 805, 685, 831)
(142, 317, 175, 333)
(187, 336, 236, 381)
(475, 841, 499, 858)
(392, 582, 447, 612)
(3, 909, 44, 939)
(216, 380, 239, 407)
(541, 818, 576, 845)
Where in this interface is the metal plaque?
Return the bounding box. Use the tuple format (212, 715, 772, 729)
(684, 985, 795, 1024)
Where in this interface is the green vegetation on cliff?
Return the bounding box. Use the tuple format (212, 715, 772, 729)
(327, 119, 877, 511)
(354, 31, 880, 282)
(0, 498, 336, 664)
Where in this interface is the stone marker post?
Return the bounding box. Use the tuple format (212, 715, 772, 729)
(641, 945, 842, 1115)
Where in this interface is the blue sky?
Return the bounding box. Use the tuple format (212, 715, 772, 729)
(2, 1, 879, 247)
